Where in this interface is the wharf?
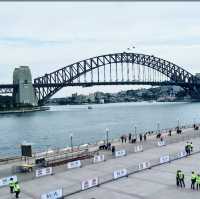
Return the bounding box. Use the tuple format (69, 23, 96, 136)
(0, 126, 200, 198)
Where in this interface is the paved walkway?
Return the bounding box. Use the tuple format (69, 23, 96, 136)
(0, 128, 200, 198)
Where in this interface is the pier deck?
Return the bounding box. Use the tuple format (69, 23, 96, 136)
(0, 127, 200, 198)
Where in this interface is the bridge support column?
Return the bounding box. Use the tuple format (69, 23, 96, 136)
(13, 66, 38, 107)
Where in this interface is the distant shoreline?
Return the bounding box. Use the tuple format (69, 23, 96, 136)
(0, 106, 50, 114)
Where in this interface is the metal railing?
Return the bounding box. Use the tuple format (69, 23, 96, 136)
(61, 142, 200, 198)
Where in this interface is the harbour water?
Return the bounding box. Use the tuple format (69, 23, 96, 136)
(0, 101, 200, 157)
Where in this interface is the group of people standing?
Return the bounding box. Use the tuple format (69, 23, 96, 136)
(9, 177, 21, 198)
(185, 141, 193, 155)
(176, 170, 200, 190)
(120, 133, 148, 144)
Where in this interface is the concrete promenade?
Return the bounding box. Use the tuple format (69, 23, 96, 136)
(0, 127, 200, 198)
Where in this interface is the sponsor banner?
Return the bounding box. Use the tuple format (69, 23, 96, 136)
(138, 161, 151, 170)
(41, 189, 62, 199)
(158, 141, 166, 147)
(134, 145, 143, 152)
(177, 151, 187, 158)
(115, 149, 126, 158)
(81, 177, 98, 190)
(36, 167, 53, 178)
(67, 160, 81, 169)
(160, 155, 170, 164)
(93, 155, 105, 163)
(0, 175, 17, 187)
(113, 168, 128, 179)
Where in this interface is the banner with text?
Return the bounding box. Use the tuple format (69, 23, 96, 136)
(158, 141, 166, 147)
(67, 160, 81, 169)
(160, 155, 170, 164)
(138, 161, 151, 170)
(93, 155, 105, 163)
(41, 189, 62, 199)
(113, 168, 128, 179)
(177, 151, 187, 158)
(134, 145, 143, 153)
(115, 149, 126, 158)
(81, 177, 99, 190)
(0, 175, 17, 187)
(36, 167, 53, 178)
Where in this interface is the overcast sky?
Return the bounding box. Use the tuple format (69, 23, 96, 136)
(0, 2, 200, 97)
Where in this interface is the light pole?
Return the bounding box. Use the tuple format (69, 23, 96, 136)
(178, 120, 180, 128)
(134, 126, 137, 138)
(70, 133, 73, 152)
(157, 122, 160, 134)
(105, 128, 109, 146)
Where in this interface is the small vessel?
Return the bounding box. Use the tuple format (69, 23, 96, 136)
(88, 106, 93, 109)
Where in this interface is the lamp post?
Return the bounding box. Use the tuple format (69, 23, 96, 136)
(134, 126, 137, 138)
(178, 120, 180, 128)
(157, 122, 160, 134)
(70, 133, 73, 152)
(105, 128, 109, 146)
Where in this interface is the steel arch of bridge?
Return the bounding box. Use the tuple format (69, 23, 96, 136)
(34, 52, 198, 105)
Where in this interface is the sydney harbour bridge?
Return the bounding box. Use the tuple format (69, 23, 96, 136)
(0, 52, 200, 106)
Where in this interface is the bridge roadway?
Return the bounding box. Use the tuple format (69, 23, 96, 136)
(0, 128, 200, 198)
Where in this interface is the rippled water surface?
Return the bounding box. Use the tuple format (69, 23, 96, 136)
(0, 102, 200, 156)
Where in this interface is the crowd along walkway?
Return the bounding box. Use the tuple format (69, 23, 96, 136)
(0, 126, 200, 198)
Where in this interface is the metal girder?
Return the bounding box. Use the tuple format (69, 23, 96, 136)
(33, 52, 198, 105)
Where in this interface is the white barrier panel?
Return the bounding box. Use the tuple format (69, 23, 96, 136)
(81, 177, 98, 190)
(115, 149, 126, 158)
(113, 169, 128, 179)
(160, 155, 170, 163)
(138, 161, 151, 170)
(67, 160, 81, 169)
(93, 155, 105, 163)
(158, 141, 166, 147)
(177, 151, 187, 158)
(41, 189, 62, 199)
(134, 145, 143, 152)
(36, 167, 53, 178)
(0, 175, 17, 187)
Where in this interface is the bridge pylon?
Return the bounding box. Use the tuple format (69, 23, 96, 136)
(13, 66, 38, 107)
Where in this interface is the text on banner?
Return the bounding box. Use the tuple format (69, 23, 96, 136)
(41, 189, 62, 199)
(0, 175, 17, 187)
(81, 177, 98, 190)
(113, 168, 128, 179)
(36, 167, 52, 178)
(67, 160, 81, 169)
(115, 149, 126, 157)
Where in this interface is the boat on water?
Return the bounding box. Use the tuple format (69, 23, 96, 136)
(88, 106, 93, 109)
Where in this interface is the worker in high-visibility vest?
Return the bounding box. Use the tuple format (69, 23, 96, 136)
(196, 174, 200, 190)
(191, 171, 196, 190)
(13, 181, 20, 198)
(178, 170, 185, 188)
(9, 177, 15, 193)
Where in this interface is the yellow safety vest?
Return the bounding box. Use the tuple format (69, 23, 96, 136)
(9, 181, 15, 187)
(14, 184, 20, 192)
(196, 176, 200, 184)
(191, 174, 196, 180)
(179, 172, 184, 179)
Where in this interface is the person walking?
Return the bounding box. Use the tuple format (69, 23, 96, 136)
(191, 171, 196, 190)
(178, 170, 185, 188)
(190, 142, 193, 152)
(185, 142, 189, 156)
(139, 134, 142, 142)
(176, 170, 180, 187)
(128, 133, 132, 143)
(144, 133, 147, 141)
(9, 177, 15, 193)
(14, 181, 20, 198)
(196, 174, 200, 190)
